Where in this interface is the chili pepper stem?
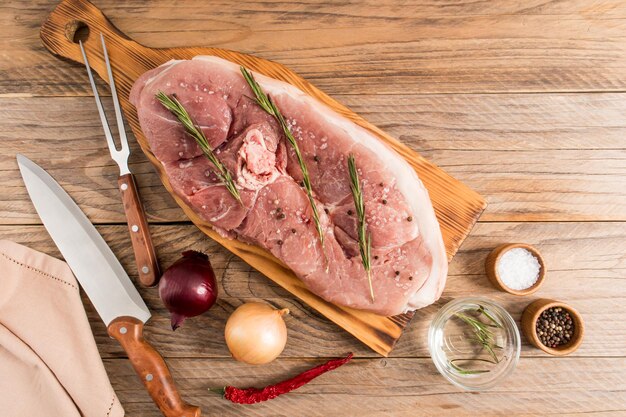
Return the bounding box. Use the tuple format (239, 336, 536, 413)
(208, 387, 226, 396)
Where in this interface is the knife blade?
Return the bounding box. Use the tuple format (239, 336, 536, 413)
(17, 154, 200, 417)
(17, 154, 150, 325)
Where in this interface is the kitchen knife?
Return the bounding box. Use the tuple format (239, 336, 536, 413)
(17, 154, 200, 417)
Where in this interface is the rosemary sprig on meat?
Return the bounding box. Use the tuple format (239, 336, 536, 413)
(240, 66, 325, 251)
(156, 91, 242, 204)
(347, 154, 374, 303)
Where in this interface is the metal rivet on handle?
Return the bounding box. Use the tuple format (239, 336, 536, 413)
(146, 374, 154, 382)
(119, 327, 127, 334)
(120, 183, 128, 191)
(142, 266, 150, 274)
(131, 225, 139, 232)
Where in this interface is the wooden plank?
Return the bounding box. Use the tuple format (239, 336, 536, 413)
(2, 94, 625, 224)
(1, 1, 624, 415)
(35, 0, 486, 356)
(0, 96, 181, 224)
(3, 1, 626, 96)
(102, 357, 626, 416)
(1, 221, 623, 358)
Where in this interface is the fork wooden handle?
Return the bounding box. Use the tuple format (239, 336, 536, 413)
(108, 317, 201, 417)
(118, 173, 160, 286)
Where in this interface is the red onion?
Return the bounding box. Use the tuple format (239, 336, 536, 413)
(158, 250, 218, 330)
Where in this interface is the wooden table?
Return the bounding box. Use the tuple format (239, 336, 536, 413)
(2, 1, 625, 415)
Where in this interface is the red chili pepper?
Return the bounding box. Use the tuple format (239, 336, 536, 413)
(212, 352, 353, 404)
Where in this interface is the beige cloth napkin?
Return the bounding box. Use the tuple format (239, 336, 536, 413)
(0, 240, 124, 417)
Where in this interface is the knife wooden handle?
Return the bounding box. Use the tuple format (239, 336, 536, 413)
(108, 317, 201, 417)
(118, 173, 160, 286)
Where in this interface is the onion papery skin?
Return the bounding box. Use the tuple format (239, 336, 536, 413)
(158, 250, 218, 330)
(225, 302, 289, 365)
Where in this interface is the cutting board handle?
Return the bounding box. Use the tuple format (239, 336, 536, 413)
(42, 0, 129, 61)
(40, 0, 159, 80)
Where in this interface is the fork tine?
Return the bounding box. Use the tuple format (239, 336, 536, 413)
(79, 40, 118, 155)
(100, 33, 129, 154)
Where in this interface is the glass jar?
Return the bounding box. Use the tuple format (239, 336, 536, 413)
(428, 297, 521, 390)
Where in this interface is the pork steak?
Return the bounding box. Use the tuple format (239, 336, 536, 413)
(130, 56, 448, 316)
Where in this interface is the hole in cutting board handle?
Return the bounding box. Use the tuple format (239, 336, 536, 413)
(65, 20, 90, 43)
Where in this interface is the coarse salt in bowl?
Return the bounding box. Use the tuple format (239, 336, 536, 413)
(497, 248, 540, 290)
(485, 243, 546, 296)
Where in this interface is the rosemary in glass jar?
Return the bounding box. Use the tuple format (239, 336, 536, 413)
(445, 305, 505, 374)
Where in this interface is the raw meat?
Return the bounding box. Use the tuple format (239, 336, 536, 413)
(130, 56, 448, 316)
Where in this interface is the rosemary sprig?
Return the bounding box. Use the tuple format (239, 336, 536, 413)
(448, 359, 494, 375)
(156, 91, 242, 204)
(450, 305, 504, 374)
(239, 66, 325, 252)
(477, 305, 503, 329)
(347, 154, 374, 303)
(455, 311, 500, 363)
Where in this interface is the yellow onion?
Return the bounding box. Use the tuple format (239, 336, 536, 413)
(225, 302, 289, 365)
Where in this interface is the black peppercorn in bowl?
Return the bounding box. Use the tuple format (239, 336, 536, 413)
(521, 299, 584, 356)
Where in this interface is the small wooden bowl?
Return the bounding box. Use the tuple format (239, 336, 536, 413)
(521, 298, 584, 356)
(485, 243, 546, 296)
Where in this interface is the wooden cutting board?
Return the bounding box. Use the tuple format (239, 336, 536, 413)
(40, 0, 486, 356)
